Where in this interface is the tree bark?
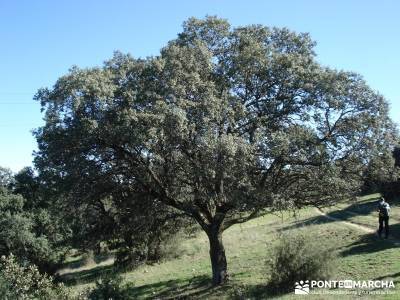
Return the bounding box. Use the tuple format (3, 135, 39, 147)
(207, 228, 228, 285)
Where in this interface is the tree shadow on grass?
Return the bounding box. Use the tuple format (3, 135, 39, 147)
(344, 198, 379, 215)
(373, 271, 400, 281)
(241, 284, 294, 300)
(339, 232, 399, 257)
(126, 275, 224, 300)
(280, 199, 380, 232)
(279, 213, 338, 232)
(126, 276, 289, 300)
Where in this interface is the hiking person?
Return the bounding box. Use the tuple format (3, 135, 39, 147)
(377, 197, 390, 239)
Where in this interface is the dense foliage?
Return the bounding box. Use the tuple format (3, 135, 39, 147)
(0, 254, 83, 300)
(87, 274, 127, 300)
(0, 166, 70, 275)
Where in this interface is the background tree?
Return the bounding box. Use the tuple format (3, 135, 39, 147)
(0, 167, 14, 189)
(0, 185, 62, 273)
(0, 167, 69, 274)
(13, 167, 42, 209)
(371, 145, 400, 200)
(362, 148, 399, 194)
(34, 17, 395, 285)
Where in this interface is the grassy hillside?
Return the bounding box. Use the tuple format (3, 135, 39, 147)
(321, 194, 400, 239)
(61, 195, 400, 299)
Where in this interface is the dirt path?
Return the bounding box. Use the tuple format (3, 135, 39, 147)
(56, 256, 115, 276)
(315, 207, 400, 247)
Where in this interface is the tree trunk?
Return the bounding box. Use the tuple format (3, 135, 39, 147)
(207, 228, 228, 285)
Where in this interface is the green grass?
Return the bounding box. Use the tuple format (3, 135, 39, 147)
(61, 198, 400, 299)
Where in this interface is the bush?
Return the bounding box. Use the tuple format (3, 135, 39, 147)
(0, 254, 85, 299)
(267, 230, 336, 293)
(88, 274, 127, 300)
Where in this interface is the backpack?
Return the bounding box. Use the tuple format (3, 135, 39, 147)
(378, 202, 389, 217)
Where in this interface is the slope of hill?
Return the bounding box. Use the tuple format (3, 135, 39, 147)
(61, 195, 400, 299)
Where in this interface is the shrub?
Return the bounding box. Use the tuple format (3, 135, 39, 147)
(267, 230, 336, 293)
(0, 254, 85, 299)
(88, 274, 127, 300)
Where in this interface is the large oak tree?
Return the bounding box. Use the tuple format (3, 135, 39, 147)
(34, 17, 395, 285)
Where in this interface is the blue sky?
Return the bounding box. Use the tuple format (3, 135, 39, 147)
(1, 0, 399, 172)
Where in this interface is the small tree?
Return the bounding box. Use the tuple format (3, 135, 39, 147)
(34, 17, 395, 285)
